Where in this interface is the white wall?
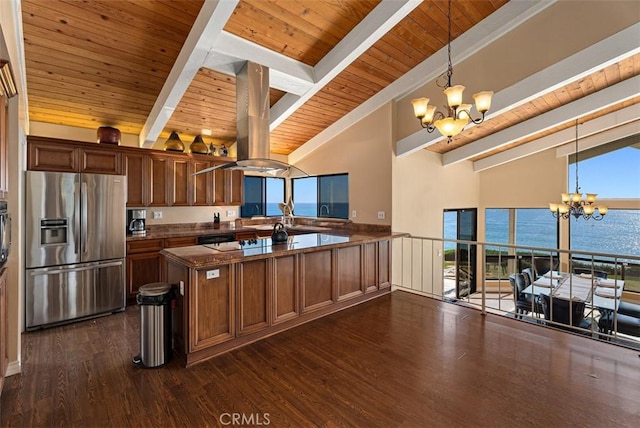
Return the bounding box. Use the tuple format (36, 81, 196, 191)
(294, 103, 393, 226)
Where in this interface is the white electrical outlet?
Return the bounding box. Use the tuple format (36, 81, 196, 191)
(377, 211, 385, 220)
(206, 269, 220, 279)
(352, 210, 357, 218)
(153, 211, 163, 219)
(227, 209, 236, 217)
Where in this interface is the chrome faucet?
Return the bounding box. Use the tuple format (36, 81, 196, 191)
(320, 204, 329, 215)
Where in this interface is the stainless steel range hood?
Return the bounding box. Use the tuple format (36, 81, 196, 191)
(194, 61, 307, 179)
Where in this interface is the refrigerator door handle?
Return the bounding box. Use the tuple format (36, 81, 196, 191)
(74, 180, 81, 255)
(81, 180, 88, 256)
(28, 260, 124, 276)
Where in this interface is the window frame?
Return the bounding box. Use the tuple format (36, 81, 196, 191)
(239, 176, 285, 218)
(292, 173, 349, 219)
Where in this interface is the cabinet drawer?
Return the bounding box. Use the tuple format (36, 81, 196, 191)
(164, 236, 197, 248)
(126, 239, 163, 254)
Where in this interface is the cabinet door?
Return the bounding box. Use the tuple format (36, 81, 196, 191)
(378, 240, 391, 288)
(237, 259, 271, 336)
(81, 147, 123, 175)
(126, 252, 163, 298)
(124, 152, 147, 207)
(272, 254, 298, 324)
(336, 245, 363, 301)
(27, 141, 78, 172)
(164, 236, 197, 248)
(227, 170, 244, 205)
(212, 167, 226, 206)
(190, 266, 235, 351)
(148, 154, 170, 206)
(301, 249, 334, 313)
(170, 158, 190, 206)
(363, 242, 378, 293)
(213, 167, 244, 206)
(191, 160, 212, 206)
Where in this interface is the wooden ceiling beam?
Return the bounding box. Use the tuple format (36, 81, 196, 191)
(291, 0, 553, 164)
(270, 0, 422, 132)
(473, 105, 640, 172)
(139, 0, 238, 147)
(397, 20, 640, 158)
(443, 76, 640, 166)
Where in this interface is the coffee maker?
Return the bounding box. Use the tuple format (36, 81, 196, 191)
(127, 209, 147, 236)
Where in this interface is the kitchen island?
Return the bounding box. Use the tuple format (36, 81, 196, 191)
(162, 232, 396, 367)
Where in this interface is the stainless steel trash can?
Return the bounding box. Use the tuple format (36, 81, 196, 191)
(132, 282, 173, 368)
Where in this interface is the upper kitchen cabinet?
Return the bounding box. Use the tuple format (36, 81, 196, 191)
(27, 136, 122, 175)
(26, 137, 243, 207)
(0, 96, 8, 199)
(213, 164, 244, 206)
(192, 160, 213, 206)
(123, 151, 147, 207)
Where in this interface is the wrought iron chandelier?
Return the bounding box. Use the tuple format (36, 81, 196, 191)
(549, 120, 608, 221)
(410, 0, 493, 142)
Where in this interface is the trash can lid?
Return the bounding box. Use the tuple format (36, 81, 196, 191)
(138, 282, 171, 297)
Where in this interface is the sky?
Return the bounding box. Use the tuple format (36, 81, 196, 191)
(568, 146, 640, 198)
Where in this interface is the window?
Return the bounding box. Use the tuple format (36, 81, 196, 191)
(292, 174, 349, 219)
(485, 208, 559, 249)
(484, 208, 559, 279)
(239, 177, 284, 218)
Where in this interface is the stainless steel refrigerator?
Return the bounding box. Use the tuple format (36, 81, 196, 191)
(25, 171, 127, 329)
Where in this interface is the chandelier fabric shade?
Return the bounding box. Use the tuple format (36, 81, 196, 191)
(549, 120, 607, 221)
(410, 0, 493, 141)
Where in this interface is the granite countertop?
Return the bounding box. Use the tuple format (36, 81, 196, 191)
(126, 223, 333, 241)
(161, 231, 401, 269)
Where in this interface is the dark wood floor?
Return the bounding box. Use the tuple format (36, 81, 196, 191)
(1, 291, 639, 427)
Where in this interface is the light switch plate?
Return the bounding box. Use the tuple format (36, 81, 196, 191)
(206, 269, 220, 279)
(352, 210, 357, 218)
(153, 211, 162, 219)
(227, 209, 236, 217)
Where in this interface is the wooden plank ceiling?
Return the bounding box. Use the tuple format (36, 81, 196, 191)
(20, 0, 636, 161)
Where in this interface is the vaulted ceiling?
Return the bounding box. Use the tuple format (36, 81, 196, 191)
(17, 0, 640, 167)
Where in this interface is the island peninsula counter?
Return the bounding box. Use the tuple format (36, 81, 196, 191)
(162, 232, 397, 367)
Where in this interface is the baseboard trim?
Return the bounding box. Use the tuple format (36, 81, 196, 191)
(6, 360, 21, 377)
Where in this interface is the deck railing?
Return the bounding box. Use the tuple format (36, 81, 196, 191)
(391, 235, 640, 350)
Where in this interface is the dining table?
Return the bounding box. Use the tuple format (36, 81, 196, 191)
(523, 271, 624, 313)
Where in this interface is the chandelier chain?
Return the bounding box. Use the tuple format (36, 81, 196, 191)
(574, 119, 580, 194)
(446, 0, 453, 89)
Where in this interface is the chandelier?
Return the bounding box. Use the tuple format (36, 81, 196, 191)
(410, 0, 493, 141)
(549, 120, 608, 220)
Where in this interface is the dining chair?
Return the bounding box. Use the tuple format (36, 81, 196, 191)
(509, 273, 543, 319)
(533, 256, 559, 277)
(521, 267, 535, 286)
(540, 294, 591, 331)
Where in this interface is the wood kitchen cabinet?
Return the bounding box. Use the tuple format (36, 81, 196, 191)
(27, 136, 122, 175)
(237, 259, 271, 336)
(190, 266, 235, 352)
(126, 239, 164, 298)
(213, 166, 244, 206)
(191, 160, 212, 206)
(26, 137, 243, 206)
(148, 154, 170, 207)
(336, 245, 363, 301)
(124, 151, 147, 207)
(272, 254, 298, 324)
(170, 157, 190, 206)
(301, 249, 334, 313)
